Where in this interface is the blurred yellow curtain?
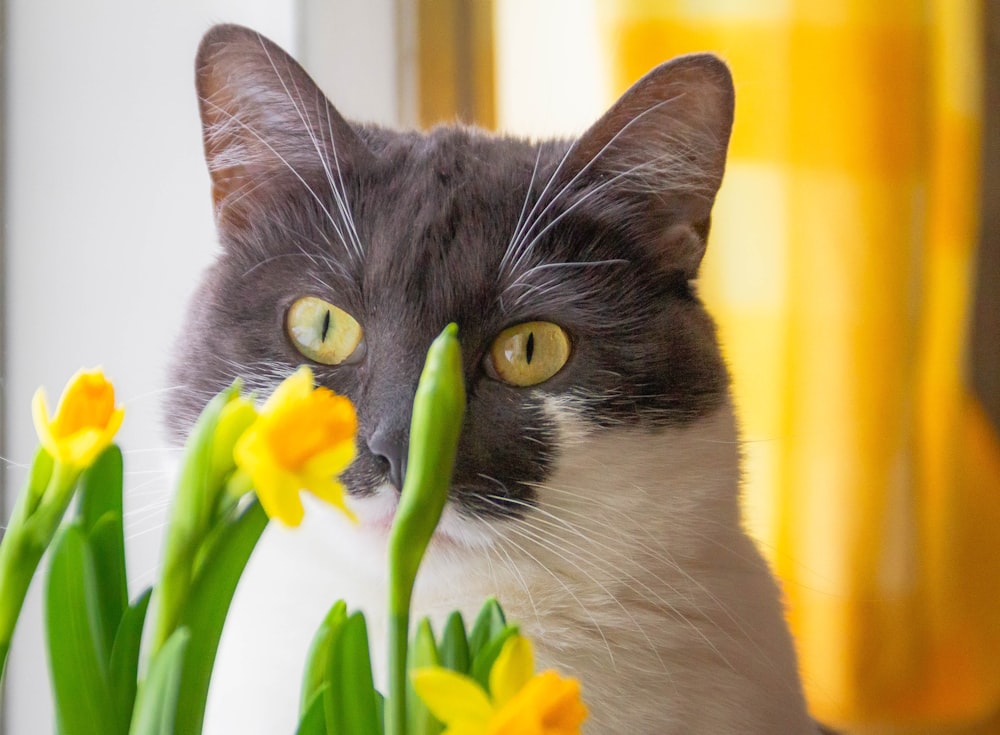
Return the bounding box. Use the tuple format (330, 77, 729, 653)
(599, 0, 1000, 731)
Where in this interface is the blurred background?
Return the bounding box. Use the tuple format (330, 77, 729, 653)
(1, 1, 997, 733)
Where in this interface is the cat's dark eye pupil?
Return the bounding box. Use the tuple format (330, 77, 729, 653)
(321, 310, 331, 342)
(526, 332, 535, 364)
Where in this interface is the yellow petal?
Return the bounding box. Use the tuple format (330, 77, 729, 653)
(261, 365, 314, 413)
(490, 635, 535, 708)
(249, 456, 306, 527)
(31, 388, 59, 459)
(299, 473, 357, 523)
(412, 668, 494, 728)
(303, 441, 357, 480)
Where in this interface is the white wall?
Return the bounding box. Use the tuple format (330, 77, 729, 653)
(493, 0, 608, 138)
(1, 1, 398, 732)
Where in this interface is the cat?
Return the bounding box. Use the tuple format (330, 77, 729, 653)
(166, 23, 821, 734)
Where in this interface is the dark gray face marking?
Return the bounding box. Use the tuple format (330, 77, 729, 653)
(167, 24, 735, 521)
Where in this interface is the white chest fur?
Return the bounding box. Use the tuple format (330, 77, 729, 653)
(204, 402, 817, 734)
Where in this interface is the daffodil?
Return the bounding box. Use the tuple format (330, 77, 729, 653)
(31, 367, 124, 468)
(234, 366, 357, 526)
(2, 368, 124, 677)
(412, 634, 588, 735)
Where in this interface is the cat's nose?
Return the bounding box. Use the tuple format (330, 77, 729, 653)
(367, 428, 408, 492)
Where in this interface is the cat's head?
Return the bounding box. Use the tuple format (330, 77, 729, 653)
(167, 24, 734, 542)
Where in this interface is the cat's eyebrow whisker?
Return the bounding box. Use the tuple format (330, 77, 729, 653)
(201, 96, 345, 254)
(257, 34, 364, 264)
(501, 132, 576, 276)
(503, 276, 594, 313)
(502, 159, 654, 289)
(253, 43, 345, 257)
(504, 99, 722, 294)
(507, 259, 630, 292)
(320, 102, 365, 262)
(501, 258, 631, 314)
(241, 250, 338, 280)
(500, 146, 544, 277)
(503, 94, 686, 279)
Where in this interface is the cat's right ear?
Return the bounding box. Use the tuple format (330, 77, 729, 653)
(562, 54, 734, 278)
(195, 24, 373, 231)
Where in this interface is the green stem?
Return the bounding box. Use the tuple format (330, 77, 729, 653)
(385, 324, 466, 735)
(0, 510, 45, 675)
(386, 608, 410, 735)
(0, 452, 79, 680)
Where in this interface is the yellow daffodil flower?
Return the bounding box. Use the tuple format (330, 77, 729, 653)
(31, 367, 124, 468)
(412, 634, 588, 735)
(234, 366, 357, 526)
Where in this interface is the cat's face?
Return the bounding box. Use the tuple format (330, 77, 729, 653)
(167, 24, 734, 540)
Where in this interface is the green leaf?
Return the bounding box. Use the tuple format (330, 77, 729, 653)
(325, 612, 380, 735)
(374, 690, 386, 735)
(128, 628, 190, 735)
(409, 618, 440, 669)
(77, 446, 128, 652)
(468, 597, 506, 660)
(296, 688, 329, 735)
(171, 500, 268, 735)
(87, 514, 127, 661)
(77, 445, 125, 533)
(438, 611, 470, 674)
(407, 618, 442, 735)
(46, 523, 119, 735)
(109, 589, 152, 734)
(301, 600, 348, 715)
(471, 624, 519, 692)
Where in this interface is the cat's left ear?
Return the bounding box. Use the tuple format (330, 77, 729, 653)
(565, 55, 734, 278)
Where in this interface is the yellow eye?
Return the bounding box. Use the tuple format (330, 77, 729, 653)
(286, 296, 363, 365)
(489, 321, 570, 386)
